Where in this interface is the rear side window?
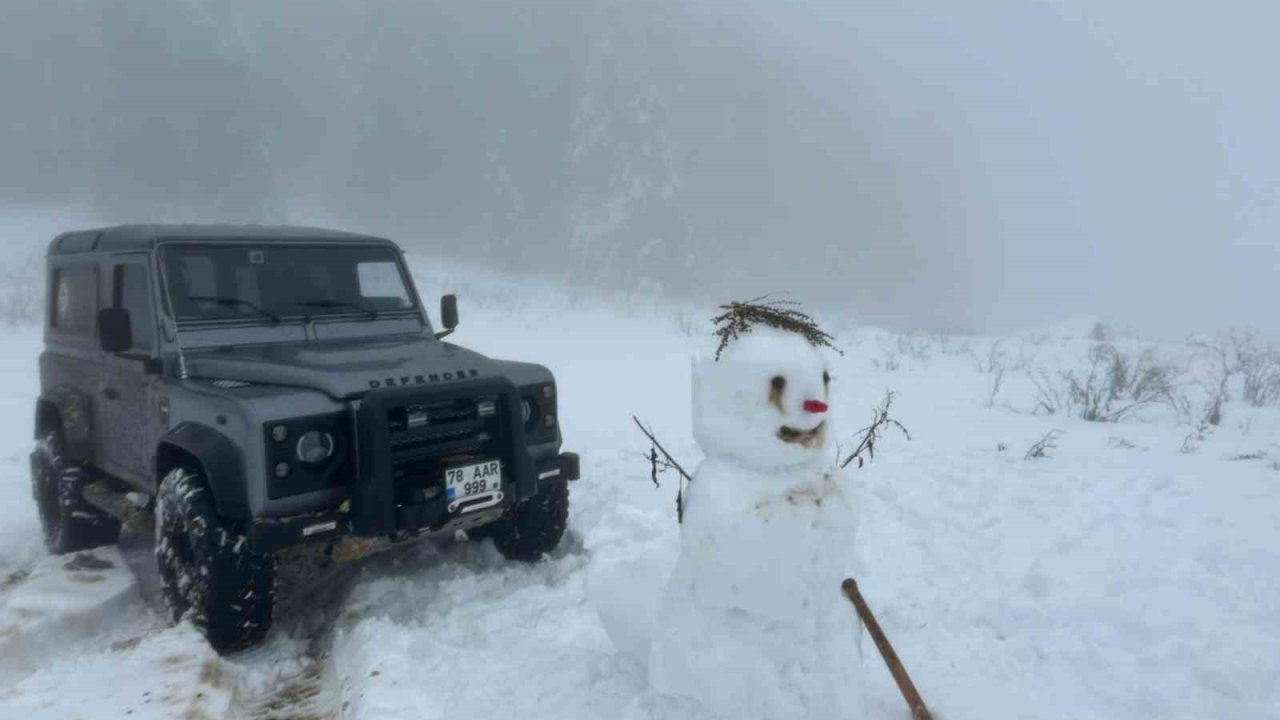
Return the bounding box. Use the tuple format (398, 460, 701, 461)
(112, 263, 155, 351)
(50, 264, 97, 336)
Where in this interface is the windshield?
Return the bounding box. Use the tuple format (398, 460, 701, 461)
(161, 243, 417, 323)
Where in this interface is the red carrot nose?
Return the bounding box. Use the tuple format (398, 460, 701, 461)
(803, 399, 828, 414)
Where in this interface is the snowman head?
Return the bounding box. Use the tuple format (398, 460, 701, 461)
(692, 326, 835, 471)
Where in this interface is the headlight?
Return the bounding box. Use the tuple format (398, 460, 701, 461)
(296, 430, 336, 465)
(521, 384, 556, 433)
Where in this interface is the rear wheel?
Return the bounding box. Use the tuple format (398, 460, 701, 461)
(30, 431, 120, 554)
(477, 481, 570, 562)
(156, 467, 276, 653)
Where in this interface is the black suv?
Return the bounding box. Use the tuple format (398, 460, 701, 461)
(31, 225, 579, 651)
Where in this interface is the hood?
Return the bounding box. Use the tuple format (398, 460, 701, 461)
(186, 336, 504, 399)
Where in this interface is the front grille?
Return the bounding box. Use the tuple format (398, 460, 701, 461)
(384, 395, 504, 503)
(354, 378, 529, 536)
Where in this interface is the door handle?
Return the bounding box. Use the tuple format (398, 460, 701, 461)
(100, 387, 119, 400)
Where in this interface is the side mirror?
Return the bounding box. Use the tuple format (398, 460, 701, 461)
(436, 294, 459, 339)
(98, 307, 133, 353)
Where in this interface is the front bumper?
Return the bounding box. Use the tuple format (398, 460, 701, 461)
(247, 450, 579, 554)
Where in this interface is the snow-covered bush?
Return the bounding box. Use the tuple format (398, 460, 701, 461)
(872, 331, 931, 372)
(1189, 331, 1241, 426)
(875, 350, 901, 372)
(895, 331, 933, 363)
(1188, 328, 1280, 413)
(1242, 355, 1280, 407)
(935, 334, 973, 357)
(1088, 321, 1114, 343)
(1238, 338, 1280, 408)
(1030, 343, 1181, 422)
(977, 340, 1030, 408)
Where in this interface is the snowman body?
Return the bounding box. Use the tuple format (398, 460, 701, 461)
(648, 328, 866, 719)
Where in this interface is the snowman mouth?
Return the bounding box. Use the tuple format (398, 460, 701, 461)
(777, 421, 827, 448)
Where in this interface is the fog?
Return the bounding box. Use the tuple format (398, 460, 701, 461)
(2, 1, 1275, 336)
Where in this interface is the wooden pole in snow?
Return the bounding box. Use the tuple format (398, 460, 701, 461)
(842, 578, 933, 720)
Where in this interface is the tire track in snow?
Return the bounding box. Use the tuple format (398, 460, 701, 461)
(225, 640, 337, 720)
(222, 549, 360, 720)
(0, 566, 32, 595)
(122, 531, 351, 720)
(214, 529, 581, 720)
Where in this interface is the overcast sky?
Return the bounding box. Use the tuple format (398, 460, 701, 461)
(2, 0, 1275, 338)
(733, 0, 1279, 336)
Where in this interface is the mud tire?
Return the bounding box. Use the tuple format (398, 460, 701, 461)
(30, 431, 121, 554)
(478, 481, 570, 562)
(156, 467, 276, 653)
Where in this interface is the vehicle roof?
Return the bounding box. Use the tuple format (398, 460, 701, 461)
(48, 224, 398, 256)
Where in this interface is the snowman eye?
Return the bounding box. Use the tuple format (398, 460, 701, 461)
(823, 371, 830, 386)
(768, 375, 787, 411)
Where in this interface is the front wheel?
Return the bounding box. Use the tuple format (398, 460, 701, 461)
(155, 467, 276, 653)
(476, 481, 570, 562)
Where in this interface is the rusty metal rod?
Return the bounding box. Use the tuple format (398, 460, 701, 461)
(842, 578, 933, 720)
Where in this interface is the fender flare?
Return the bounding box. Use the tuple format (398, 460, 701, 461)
(36, 386, 95, 463)
(157, 422, 250, 519)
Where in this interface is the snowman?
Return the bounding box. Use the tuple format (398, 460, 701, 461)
(647, 324, 866, 720)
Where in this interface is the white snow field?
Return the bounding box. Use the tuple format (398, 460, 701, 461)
(0, 255, 1277, 719)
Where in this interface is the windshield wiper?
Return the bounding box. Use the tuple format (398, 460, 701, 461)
(187, 295, 281, 323)
(294, 300, 379, 320)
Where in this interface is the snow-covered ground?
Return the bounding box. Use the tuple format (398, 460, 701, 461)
(0, 255, 1277, 719)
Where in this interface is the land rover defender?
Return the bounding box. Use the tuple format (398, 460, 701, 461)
(31, 225, 579, 651)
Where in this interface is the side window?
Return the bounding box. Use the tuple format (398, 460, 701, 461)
(112, 263, 155, 351)
(50, 263, 97, 337)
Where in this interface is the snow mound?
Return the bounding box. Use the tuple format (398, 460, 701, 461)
(0, 547, 140, 681)
(586, 504, 679, 666)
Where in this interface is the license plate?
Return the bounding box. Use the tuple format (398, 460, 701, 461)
(445, 460, 502, 511)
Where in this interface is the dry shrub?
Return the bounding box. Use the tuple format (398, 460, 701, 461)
(1024, 430, 1062, 460)
(895, 332, 933, 363)
(1192, 328, 1280, 410)
(978, 340, 1030, 408)
(1238, 337, 1280, 408)
(1032, 343, 1180, 422)
(839, 390, 911, 469)
(1088, 321, 1114, 343)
